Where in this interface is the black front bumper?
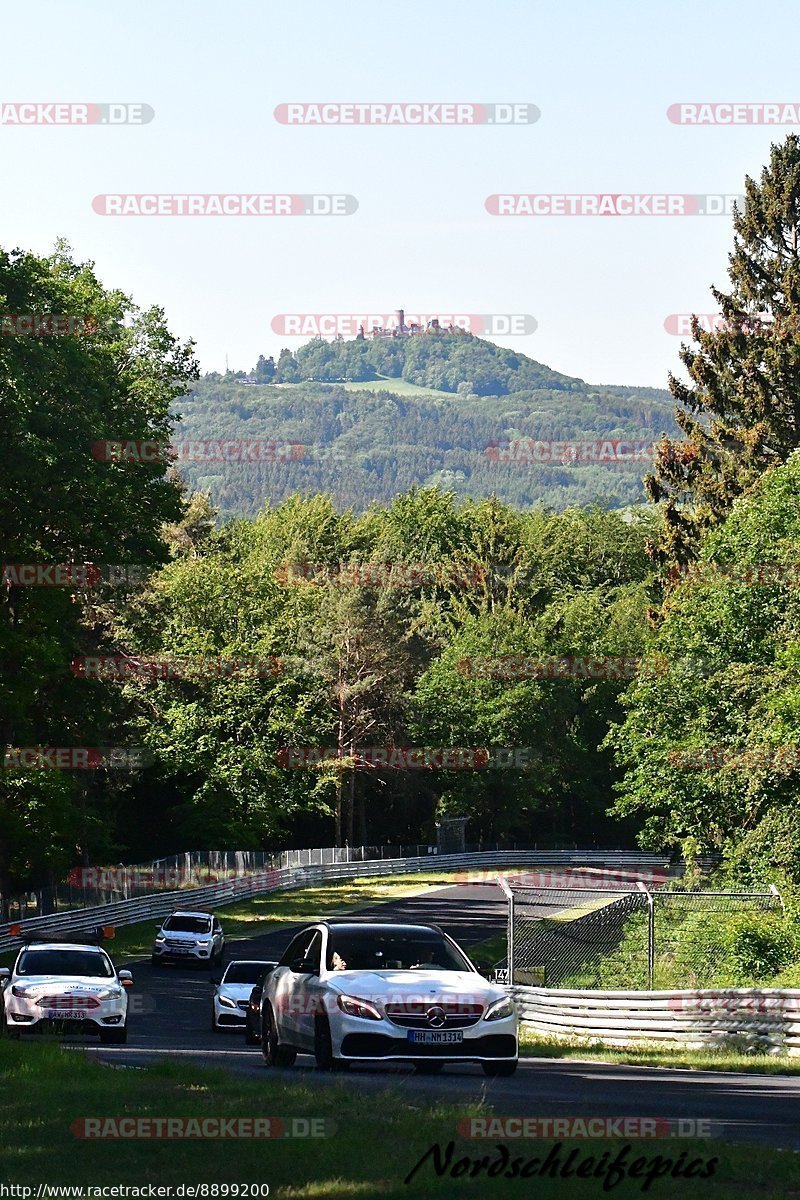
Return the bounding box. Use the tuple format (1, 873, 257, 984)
(11, 1018, 113, 1035)
(340, 1032, 517, 1059)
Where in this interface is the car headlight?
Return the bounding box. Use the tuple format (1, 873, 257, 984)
(95, 988, 123, 1001)
(155, 935, 166, 943)
(484, 996, 515, 1022)
(337, 994, 382, 1020)
(218, 995, 236, 1008)
(11, 985, 31, 998)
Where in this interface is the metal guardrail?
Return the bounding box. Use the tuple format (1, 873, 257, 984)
(510, 984, 800, 1056)
(0, 850, 672, 954)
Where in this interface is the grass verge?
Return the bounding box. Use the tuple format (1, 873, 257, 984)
(520, 1028, 800, 1076)
(0, 1039, 797, 1196)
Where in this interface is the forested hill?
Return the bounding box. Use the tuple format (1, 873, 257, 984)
(173, 334, 678, 517)
(252, 328, 583, 394)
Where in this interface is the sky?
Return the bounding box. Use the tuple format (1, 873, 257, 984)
(2, 0, 798, 387)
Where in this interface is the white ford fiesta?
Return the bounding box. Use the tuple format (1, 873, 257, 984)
(0, 939, 133, 1043)
(259, 919, 518, 1075)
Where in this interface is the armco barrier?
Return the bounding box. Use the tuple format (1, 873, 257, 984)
(0, 850, 671, 954)
(510, 985, 800, 1056)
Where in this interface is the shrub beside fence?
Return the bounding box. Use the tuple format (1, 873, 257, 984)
(504, 881, 783, 990)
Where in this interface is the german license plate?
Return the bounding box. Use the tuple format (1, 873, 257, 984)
(407, 1030, 463, 1045)
(46, 1009, 87, 1019)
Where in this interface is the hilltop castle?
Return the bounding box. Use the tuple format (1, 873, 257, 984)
(357, 309, 468, 340)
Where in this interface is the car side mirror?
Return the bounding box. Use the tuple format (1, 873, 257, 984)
(154, 925, 162, 932)
(211, 976, 221, 985)
(0, 967, 10, 983)
(118, 970, 134, 987)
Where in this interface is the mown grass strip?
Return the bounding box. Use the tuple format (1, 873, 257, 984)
(519, 1028, 800, 1075)
(0, 1040, 796, 1196)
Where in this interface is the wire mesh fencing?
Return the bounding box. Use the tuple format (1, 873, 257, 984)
(504, 882, 785, 989)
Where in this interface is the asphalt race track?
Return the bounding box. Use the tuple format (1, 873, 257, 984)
(75, 883, 800, 1152)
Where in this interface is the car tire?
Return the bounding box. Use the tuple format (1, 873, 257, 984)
(261, 1004, 296, 1068)
(481, 1060, 517, 1077)
(314, 1015, 349, 1071)
(413, 1062, 444, 1074)
(99, 1025, 127, 1045)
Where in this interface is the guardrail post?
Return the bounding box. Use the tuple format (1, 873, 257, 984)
(637, 881, 654, 989)
(498, 876, 514, 984)
(770, 883, 786, 915)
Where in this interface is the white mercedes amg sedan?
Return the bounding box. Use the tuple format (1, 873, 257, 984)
(259, 919, 518, 1075)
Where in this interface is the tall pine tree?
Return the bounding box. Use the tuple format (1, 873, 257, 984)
(648, 135, 800, 566)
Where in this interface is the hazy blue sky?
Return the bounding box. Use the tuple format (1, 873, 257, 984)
(2, 0, 797, 385)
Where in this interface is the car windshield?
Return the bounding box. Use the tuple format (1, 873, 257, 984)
(16, 949, 114, 978)
(326, 928, 470, 972)
(162, 915, 211, 933)
(222, 961, 273, 984)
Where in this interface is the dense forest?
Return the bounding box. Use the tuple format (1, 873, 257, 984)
(6, 138, 800, 903)
(174, 371, 678, 517)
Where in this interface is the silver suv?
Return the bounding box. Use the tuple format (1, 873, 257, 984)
(151, 910, 224, 968)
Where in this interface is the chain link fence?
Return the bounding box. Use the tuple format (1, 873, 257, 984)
(504, 882, 785, 989)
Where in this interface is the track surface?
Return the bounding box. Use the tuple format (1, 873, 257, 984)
(76, 883, 800, 1151)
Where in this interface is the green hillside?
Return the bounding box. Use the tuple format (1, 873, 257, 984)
(173, 336, 678, 517)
